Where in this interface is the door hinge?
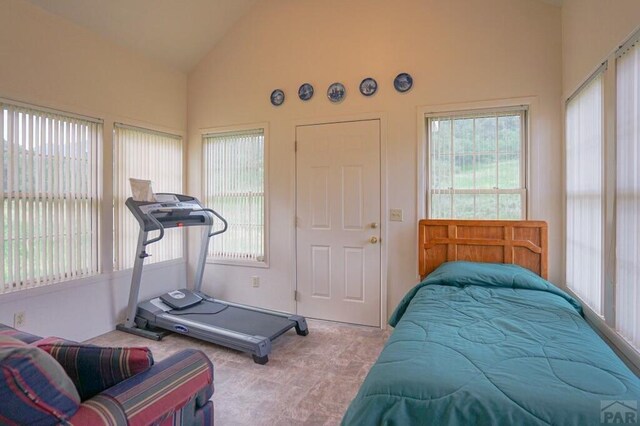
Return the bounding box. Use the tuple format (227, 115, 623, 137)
(294, 290, 298, 301)
(294, 140, 297, 152)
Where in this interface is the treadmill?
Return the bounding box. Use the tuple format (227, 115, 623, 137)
(116, 193, 308, 364)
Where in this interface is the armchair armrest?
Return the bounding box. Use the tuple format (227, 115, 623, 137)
(69, 349, 214, 426)
(0, 323, 42, 344)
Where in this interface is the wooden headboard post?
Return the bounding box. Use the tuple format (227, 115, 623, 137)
(418, 220, 548, 280)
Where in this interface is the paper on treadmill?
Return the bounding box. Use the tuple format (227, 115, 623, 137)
(129, 178, 156, 202)
(154, 194, 180, 203)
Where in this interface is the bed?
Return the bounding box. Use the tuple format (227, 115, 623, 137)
(342, 220, 640, 426)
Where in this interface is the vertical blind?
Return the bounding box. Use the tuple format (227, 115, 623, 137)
(1, 102, 101, 294)
(427, 109, 526, 220)
(203, 129, 264, 262)
(616, 41, 640, 350)
(565, 73, 604, 315)
(113, 124, 183, 270)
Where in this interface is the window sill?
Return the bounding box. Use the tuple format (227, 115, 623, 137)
(110, 257, 186, 278)
(206, 258, 269, 269)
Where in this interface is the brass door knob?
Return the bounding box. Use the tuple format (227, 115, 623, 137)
(370, 236, 379, 244)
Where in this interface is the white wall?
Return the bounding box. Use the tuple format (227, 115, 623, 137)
(562, 0, 640, 97)
(0, 0, 188, 341)
(0, 263, 186, 342)
(187, 0, 563, 319)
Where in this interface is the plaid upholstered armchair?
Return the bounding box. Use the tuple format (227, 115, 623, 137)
(0, 323, 214, 425)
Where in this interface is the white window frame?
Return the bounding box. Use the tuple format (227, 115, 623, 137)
(419, 102, 529, 221)
(564, 67, 606, 316)
(561, 26, 640, 372)
(112, 123, 185, 271)
(615, 36, 640, 355)
(201, 123, 269, 268)
(1, 98, 102, 294)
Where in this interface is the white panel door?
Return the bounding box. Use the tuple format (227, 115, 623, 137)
(296, 120, 381, 326)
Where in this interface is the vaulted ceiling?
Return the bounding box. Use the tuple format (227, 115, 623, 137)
(25, 0, 560, 73)
(25, 0, 257, 72)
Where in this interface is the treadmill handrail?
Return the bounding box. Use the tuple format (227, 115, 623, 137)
(201, 208, 228, 237)
(144, 213, 165, 246)
(142, 207, 227, 246)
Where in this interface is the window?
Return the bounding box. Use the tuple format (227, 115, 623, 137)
(565, 71, 604, 315)
(113, 124, 183, 270)
(1, 101, 101, 294)
(563, 30, 640, 362)
(202, 128, 265, 263)
(616, 40, 640, 350)
(426, 108, 527, 219)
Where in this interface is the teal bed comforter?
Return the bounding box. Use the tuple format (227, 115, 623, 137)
(342, 262, 640, 426)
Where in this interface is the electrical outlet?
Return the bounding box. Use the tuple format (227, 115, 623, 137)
(390, 209, 404, 222)
(252, 276, 260, 288)
(14, 311, 26, 328)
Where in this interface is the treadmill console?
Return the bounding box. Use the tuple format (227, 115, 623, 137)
(160, 289, 203, 310)
(126, 193, 210, 231)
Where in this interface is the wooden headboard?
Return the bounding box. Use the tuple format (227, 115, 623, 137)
(418, 220, 548, 280)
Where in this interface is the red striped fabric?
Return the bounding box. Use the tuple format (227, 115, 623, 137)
(68, 349, 213, 426)
(105, 349, 213, 426)
(0, 324, 41, 344)
(0, 324, 213, 425)
(37, 341, 154, 401)
(0, 336, 81, 424)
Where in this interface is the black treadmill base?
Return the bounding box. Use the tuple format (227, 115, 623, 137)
(116, 323, 171, 341)
(252, 354, 268, 365)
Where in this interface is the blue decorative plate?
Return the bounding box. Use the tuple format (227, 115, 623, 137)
(359, 77, 378, 96)
(298, 83, 314, 101)
(393, 73, 413, 93)
(327, 82, 346, 103)
(270, 89, 285, 106)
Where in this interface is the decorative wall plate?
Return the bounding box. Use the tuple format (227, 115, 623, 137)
(327, 82, 346, 103)
(359, 77, 378, 96)
(270, 89, 285, 106)
(393, 73, 413, 93)
(298, 83, 314, 101)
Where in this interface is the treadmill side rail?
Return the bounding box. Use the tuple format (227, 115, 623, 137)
(156, 314, 272, 358)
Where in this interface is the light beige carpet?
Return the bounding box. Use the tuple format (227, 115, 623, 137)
(87, 319, 390, 425)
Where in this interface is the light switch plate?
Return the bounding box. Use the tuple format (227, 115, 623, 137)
(390, 209, 403, 222)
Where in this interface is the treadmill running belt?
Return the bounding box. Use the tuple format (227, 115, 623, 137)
(167, 303, 294, 340)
